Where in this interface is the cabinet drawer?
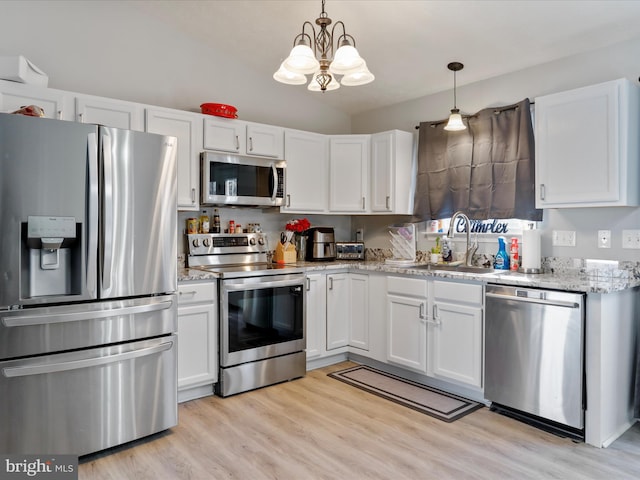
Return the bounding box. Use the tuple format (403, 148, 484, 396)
(178, 282, 216, 305)
(387, 276, 427, 297)
(432, 280, 482, 305)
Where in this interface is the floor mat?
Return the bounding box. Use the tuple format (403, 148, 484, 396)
(328, 364, 482, 422)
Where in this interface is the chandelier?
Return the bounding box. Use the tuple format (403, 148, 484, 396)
(273, 0, 374, 92)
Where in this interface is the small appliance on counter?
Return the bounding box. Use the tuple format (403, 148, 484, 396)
(306, 227, 336, 261)
(336, 242, 365, 260)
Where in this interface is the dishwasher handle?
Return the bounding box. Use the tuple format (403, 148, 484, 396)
(486, 291, 580, 309)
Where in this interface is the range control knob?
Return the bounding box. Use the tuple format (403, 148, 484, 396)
(203, 238, 211, 247)
(249, 237, 256, 246)
(192, 238, 200, 248)
(257, 236, 265, 245)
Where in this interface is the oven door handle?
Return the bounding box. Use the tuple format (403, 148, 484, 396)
(223, 278, 304, 291)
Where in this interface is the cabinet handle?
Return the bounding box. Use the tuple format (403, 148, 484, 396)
(235, 135, 240, 151)
(419, 302, 426, 320)
(386, 196, 390, 210)
(287, 194, 291, 207)
(249, 137, 253, 152)
(329, 277, 333, 290)
(179, 290, 197, 296)
(362, 197, 366, 210)
(540, 184, 546, 201)
(306, 277, 310, 291)
(78, 112, 84, 122)
(191, 188, 196, 203)
(57, 110, 62, 119)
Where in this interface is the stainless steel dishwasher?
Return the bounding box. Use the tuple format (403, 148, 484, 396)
(484, 284, 585, 440)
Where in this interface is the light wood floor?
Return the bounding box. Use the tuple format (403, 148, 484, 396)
(80, 361, 640, 479)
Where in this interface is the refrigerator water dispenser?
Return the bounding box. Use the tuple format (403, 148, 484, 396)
(23, 216, 82, 298)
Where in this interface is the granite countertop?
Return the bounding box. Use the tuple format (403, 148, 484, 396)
(178, 259, 640, 294)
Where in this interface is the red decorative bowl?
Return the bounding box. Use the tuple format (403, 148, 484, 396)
(200, 103, 238, 118)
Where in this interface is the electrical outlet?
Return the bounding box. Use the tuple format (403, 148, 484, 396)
(597, 230, 611, 249)
(552, 230, 576, 247)
(622, 230, 640, 249)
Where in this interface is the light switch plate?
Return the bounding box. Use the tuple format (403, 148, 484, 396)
(552, 230, 576, 247)
(622, 230, 640, 249)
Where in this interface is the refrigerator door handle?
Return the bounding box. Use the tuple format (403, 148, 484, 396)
(87, 132, 99, 297)
(1, 299, 174, 327)
(2, 340, 174, 378)
(101, 131, 114, 294)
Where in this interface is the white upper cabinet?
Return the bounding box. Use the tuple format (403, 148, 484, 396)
(203, 116, 284, 159)
(535, 78, 640, 207)
(75, 94, 144, 131)
(329, 135, 370, 213)
(370, 130, 414, 214)
(282, 129, 329, 213)
(146, 107, 203, 210)
(0, 79, 73, 120)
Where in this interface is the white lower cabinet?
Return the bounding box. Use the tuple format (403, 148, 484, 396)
(305, 272, 369, 365)
(386, 276, 429, 373)
(177, 281, 218, 402)
(428, 279, 483, 389)
(326, 273, 350, 350)
(305, 273, 327, 359)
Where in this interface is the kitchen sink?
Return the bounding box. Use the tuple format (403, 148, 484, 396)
(410, 263, 497, 275)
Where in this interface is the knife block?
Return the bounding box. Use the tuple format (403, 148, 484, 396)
(274, 242, 296, 264)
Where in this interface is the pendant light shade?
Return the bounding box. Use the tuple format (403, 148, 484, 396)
(273, 0, 373, 92)
(444, 62, 467, 132)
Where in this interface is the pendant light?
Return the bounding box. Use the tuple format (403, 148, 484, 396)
(273, 0, 374, 92)
(444, 62, 466, 131)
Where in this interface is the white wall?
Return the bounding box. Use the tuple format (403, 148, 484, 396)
(0, 0, 350, 134)
(351, 37, 640, 263)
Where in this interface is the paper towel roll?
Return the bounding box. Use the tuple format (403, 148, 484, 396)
(521, 229, 541, 270)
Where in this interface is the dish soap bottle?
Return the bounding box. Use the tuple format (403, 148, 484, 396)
(494, 236, 510, 270)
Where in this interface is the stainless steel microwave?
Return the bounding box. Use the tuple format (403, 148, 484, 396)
(201, 152, 286, 206)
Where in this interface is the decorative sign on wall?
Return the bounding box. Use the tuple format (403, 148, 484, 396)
(427, 218, 528, 236)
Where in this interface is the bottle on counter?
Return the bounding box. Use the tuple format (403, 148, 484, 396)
(199, 210, 210, 233)
(441, 236, 452, 263)
(212, 208, 221, 233)
(509, 237, 519, 271)
(228, 220, 235, 234)
(494, 236, 510, 270)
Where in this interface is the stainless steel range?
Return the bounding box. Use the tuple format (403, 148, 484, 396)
(187, 233, 305, 397)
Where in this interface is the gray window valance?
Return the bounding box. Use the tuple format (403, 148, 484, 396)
(413, 98, 543, 221)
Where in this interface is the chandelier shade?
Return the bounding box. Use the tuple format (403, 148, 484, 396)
(274, 0, 373, 92)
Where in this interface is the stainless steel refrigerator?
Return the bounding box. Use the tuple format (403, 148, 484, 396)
(0, 112, 178, 456)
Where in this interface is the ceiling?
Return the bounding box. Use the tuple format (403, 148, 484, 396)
(132, 0, 640, 115)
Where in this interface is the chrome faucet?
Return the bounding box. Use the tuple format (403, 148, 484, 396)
(447, 211, 477, 267)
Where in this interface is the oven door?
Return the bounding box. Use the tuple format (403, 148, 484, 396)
(220, 273, 305, 367)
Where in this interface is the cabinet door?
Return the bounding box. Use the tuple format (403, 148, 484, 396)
(246, 123, 283, 158)
(0, 80, 72, 120)
(146, 108, 202, 210)
(387, 294, 427, 372)
(282, 129, 329, 213)
(305, 273, 327, 359)
(428, 301, 483, 388)
(75, 95, 144, 130)
(329, 135, 369, 212)
(535, 79, 637, 207)
(203, 116, 245, 153)
(370, 132, 394, 212)
(177, 303, 218, 389)
(349, 274, 369, 351)
(326, 273, 349, 350)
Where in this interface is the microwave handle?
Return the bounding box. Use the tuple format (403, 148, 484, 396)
(271, 164, 278, 202)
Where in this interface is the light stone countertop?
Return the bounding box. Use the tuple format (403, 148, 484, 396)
(178, 260, 640, 294)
